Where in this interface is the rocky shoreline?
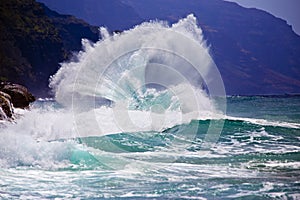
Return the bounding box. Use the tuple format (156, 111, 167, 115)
(0, 82, 35, 120)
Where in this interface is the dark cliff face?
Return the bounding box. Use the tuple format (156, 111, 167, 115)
(0, 0, 62, 93)
(0, 0, 99, 96)
(38, 0, 300, 95)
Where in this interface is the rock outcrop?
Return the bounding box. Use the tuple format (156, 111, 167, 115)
(0, 82, 35, 109)
(0, 91, 13, 120)
(0, 82, 35, 120)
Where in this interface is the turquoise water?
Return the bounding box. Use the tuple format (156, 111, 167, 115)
(0, 96, 299, 199)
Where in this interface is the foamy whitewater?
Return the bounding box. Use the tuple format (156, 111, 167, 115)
(0, 15, 299, 199)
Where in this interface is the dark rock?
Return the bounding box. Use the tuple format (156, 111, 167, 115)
(0, 82, 35, 109)
(0, 91, 13, 120)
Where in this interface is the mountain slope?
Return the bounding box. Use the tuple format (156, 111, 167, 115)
(123, 0, 300, 94)
(0, 0, 61, 90)
(0, 0, 99, 96)
(38, 0, 300, 94)
(37, 0, 143, 30)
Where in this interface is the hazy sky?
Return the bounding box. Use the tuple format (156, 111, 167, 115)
(226, 0, 300, 35)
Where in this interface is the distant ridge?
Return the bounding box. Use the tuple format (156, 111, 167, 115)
(38, 0, 300, 95)
(38, 0, 143, 30)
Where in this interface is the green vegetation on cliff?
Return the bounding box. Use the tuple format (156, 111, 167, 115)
(0, 0, 99, 96)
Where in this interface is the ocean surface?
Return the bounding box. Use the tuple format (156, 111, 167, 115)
(1, 15, 300, 199)
(0, 96, 299, 199)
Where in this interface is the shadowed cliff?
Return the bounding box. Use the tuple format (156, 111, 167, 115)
(0, 0, 99, 96)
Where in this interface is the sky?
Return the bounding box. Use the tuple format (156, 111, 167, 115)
(226, 0, 300, 35)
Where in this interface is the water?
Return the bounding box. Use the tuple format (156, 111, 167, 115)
(1, 15, 300, 199)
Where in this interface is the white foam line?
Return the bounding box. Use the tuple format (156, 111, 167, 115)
(224, 115, 300, 129)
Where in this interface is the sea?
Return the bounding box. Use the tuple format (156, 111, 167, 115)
(0, 15, 299, 199)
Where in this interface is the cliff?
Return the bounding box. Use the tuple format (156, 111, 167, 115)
(0, 0, 99, 96)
